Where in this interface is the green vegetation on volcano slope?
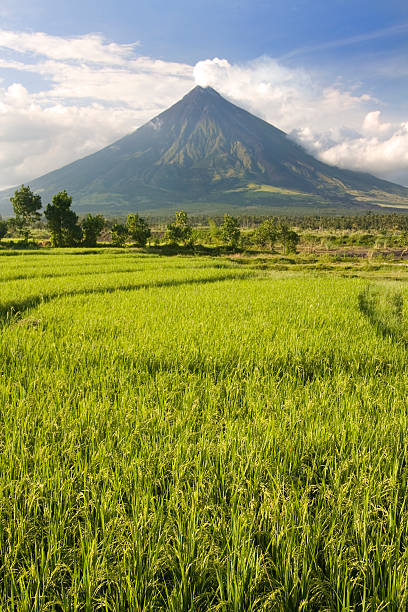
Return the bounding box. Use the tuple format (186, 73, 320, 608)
(1, 250, 408, 610)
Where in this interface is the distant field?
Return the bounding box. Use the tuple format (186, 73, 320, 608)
(1, 250, 408, 610)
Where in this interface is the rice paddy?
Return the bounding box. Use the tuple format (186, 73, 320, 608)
(1, 249, 408, 610)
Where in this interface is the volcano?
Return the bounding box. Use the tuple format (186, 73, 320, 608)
(2, 85, 408, 216)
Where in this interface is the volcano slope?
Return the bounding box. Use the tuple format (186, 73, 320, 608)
(1, 86, 408, 216)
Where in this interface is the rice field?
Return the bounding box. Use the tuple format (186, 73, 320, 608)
(1, 249, 408, 610)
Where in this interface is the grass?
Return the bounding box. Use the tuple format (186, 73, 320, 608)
(226, 184, 314, 197)
(1, 249, 408, 610)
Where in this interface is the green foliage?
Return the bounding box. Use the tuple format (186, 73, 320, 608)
(81, 214, 105, 247)
(165, 209, 193, 245)
(111, 223, 128, 247)
(279, 222, 300, 254)
(0, 219, 7, 241)
(10, 185, 42, 241)
(44, 190, 82, 247)
(208, 218, 221, 243)
(220, 214, 240, 247)
(126, 214, 151, 246)
(259, 212, 408, 232)
(252, 218, 277, 249)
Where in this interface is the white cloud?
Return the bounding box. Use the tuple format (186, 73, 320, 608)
(288, 110, 408, 185)
(0, 32, 407, 192)
(0, 30, 194, 189)
(0, 87, 142, 187)
(0, 30, 140, 65)
(319, 121, 408, 179)
(362, 110, 392, 136)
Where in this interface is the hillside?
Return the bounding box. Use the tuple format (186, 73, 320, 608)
(1, 85, 408, 216)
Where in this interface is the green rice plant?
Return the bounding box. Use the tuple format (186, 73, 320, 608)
(358, 284, 407, 344)
(0, 250, 408, 609)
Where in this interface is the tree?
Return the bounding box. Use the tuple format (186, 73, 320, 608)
(81, 214, 105, 247)
(10, 184, 42, 242)
(111, 223, 128, 247)
(220, 214, 240, 247)
(165, 210, 193, 245)
(126, 214, 151, 246)
(208, 218, 221, 244)
(252, 218, 277, 250)
(44, 190, 82, 247)
(0, 219, 7, 242)
(279, 222, 300, 254)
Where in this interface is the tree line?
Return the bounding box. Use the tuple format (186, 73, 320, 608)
(0, 184, 301, 252)
(110, 212, 299, 252)
(203, 212, 408, 232)
(164, 212, 408, 232)
(1, 185, 152, 248)
(3, 186, 408, 247)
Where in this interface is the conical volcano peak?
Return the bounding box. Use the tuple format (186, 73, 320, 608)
(161, 83, 248, 130)
(151, 83, 233, 133)
(2, 82, 408, 216)
(180, 85, 223, 105)
(189, 85, 221, 96)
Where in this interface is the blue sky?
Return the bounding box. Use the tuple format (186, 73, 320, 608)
(0, 0, 407, 189)
(3, 0, 408, 65)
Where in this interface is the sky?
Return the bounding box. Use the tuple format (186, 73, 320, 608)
(0, 0, 407, 191)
